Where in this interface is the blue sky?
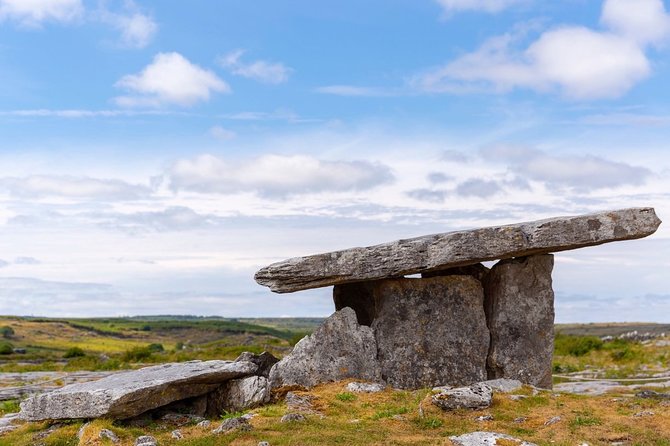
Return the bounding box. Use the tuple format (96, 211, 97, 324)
(0, 0, 669, 321)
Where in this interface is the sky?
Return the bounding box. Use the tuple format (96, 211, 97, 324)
(0, 0, 669, 322)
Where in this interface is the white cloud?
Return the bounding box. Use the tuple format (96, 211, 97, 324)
(98, 1, 158, 49)
(115, 52, 230, 107)
(0, 0, 82, 27)
(209, 125, 236, 141)
(167, 153, 394, 197)
(0, 175, 151, 200)
(601, 0, 670, 45)
(416, 0, 670, 100)
(435, 0, 524, 14)
(218, 50, 291, 84)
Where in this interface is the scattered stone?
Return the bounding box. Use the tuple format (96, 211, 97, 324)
(363, 276, 489, 389)
(99, 428, 120, 443)
(269, 308, 381, 389)
(544, 416, 561, 426)
(633, 411, 655, 417)
(212, 417, 251, 434)
(449, 431, 537, 446)
(171, 430, 183, 439)
(485, 255, 555, 388)
(482, 378, 523, 393)
(258, 442, 270, 446)
(475, 414, 494, 421)
(432, 383, 492, 411)
(235, 352, 279, 378)
(280, 413, 306, 423)
(208, 376, 270, 414)
(135, 436, 158, 446)
(346, 382, 385, 393)
(196, 420, 211, 428)
(513, 417, 527, 423)
(509, 395, 527, 401)
(255, 208, 661, 292)
(636, 390, 670, 399)
(20, 360, 257, 421)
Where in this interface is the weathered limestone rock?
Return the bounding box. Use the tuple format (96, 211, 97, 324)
(450, 431, 537, 446)
(421, 263, 489, 281)
(135, 436, 158, 446)
(207, 376, 270, 414)
(481, 378, 523, 393)
(346, 382, 385, 393)
(358, 275, 489, 389)
(485, 255, 554, 388)
(255, 208, 660, 292)
(20, 360, 257, 421)
(268, 307, 381, 389)
(432, 383, 493, 410)
(235, 351, 279, 378)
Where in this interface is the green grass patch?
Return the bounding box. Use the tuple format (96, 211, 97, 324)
(335, 392, 357, 402)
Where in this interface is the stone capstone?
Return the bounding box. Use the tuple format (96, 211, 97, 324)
(207, 376, 270, 414)
(337, 275, 489, 389)
(485, 255, 555, 388)
(432, 383, 493, 411)
(19, 360, 257, 421)
(268, 307, 382, 389)
(255, 208, 661, 293)
(449, 431, 537, 446)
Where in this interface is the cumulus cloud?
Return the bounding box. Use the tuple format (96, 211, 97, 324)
(218, 50, 291, 84)
(435, 0, 524, 14)
(97, 1, 157, 48)
(455, 178, 502, 197)
(406, 188, 448, 203)
(115, 52, 230, 107)
(0, 175, 151, 200)
(416, 0, 670, 99)
(0, 0, 82, 27)
(481, 146, 652, 190)
(167, 153, 394, 197)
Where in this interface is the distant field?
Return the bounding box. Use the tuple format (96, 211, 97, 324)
(556, 322, 670, 337)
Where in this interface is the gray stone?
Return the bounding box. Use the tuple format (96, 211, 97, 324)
(481, 378, 523, 393)
(450, 431, 537, 446)
(235, 351, 279, 378)
(212, 416, 251, 434)
(346, 382, 385, 393)
(544, 416, 561, 425)
(99, 428, 120, 443)
(485, 255, 555, 388)
(432, 383, 493, 411)
(285, 392, 317, 414)
(196, 420, 211, 428)
(268, 308, 381, 388)
(367, 276, 489, 389)
(421, 263, 490, 281)
(255, 208, 661, 293)
(280, 413, 306, 423)
(135, 436, 158, 446)
(20, 360, 257, 421)
(171, 430, 183, 439)
(258, 442, 270, 446)
(207, 376, 270, 414)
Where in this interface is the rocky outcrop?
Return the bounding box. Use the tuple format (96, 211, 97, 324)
(269, 307, 381, 388)
(235, 352, 279, 378)
(207, 376, 270, 414)
(485, 255, 555, 388)
(367, 276, 489, 389)
(255, 208, 661, 293)
(20, 360, 257, 421)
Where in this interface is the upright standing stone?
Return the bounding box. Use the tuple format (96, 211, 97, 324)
(484, 255, 554, 388)
(336, 275, 489, 389)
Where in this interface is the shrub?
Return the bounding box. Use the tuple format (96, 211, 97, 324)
(0, 342, 13, 355)
(122, 346, 153, 362)
(0, 326, 14, 339)
(147, 343, 164, 352)
(63, 347, 85, 358)
(554, 334, 603, 357)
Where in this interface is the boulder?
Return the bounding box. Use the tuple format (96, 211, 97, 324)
(235, 351, 279, 378)
(432, 383, 493, 411)
(255, 208, 661, 292)
(207, 376, 270, 414)
(485, 255, 554, 388)
(268, 307, 381, 389)
(20, 360, 257, 421)
(449, 432, 537, 446)
(364, 275, 489, 389)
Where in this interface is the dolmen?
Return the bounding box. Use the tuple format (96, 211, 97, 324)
(256, 207, 662, 390)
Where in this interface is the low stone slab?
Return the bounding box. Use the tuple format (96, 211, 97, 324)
(268, 307, 382, 388)
(255, 208, 661, 293)
(485, 255, 555, 388)
(20, 360, 257, 421)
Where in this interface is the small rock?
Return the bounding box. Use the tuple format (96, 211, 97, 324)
(135, 436, 158, 446)
(450, 431, 537, 446)
(633, 411, 654, 417)
(171, 430, 183, 439)
(258, 442, 270, 446)
(280, 413, 306, 423)
(636, 390, 670, 399)
(482, 378, 523, 393)
(513, 417, 527, 423)
(99, 428, 120, 443)
(0, 426, 17, 435)
(196, 420, 211, 428)
(475, 415, 494, 421)
(544, 416, 561, 426)
(391, 414, 406, 421)
(432, 383, 492, 411)
(346, 382, 385, 393)
(509, 395, 527, 401)
(212, 417, 251, 434)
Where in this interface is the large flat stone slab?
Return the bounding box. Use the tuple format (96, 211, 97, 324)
(20, 360, 257, 421)
(485, 255, 555, 388)
(255, 208, 661, 293)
